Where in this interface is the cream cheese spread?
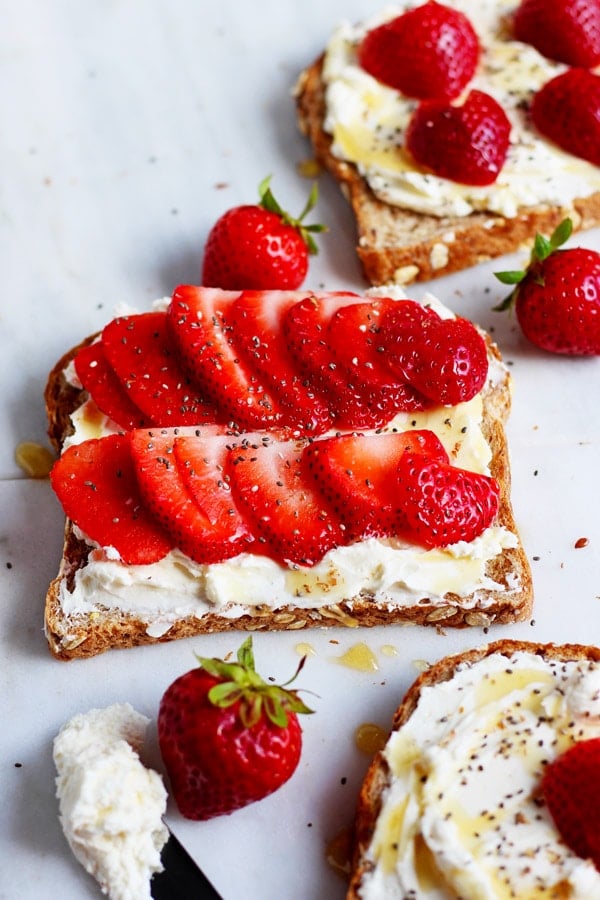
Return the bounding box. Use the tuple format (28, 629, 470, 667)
(53, 703, 168, 900)
(56, 290, 520, 637)
(322, 0, 600, 218)
(358, 650, 600, 899)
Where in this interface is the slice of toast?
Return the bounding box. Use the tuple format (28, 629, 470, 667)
(348, 638, 600, 898)
(295, 52, 600, 287)
(43, 299, 532, 660)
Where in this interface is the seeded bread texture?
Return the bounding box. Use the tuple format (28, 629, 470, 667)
(346, 639, 600, 899)
(44, 329, 532, 660)
(295, 56, 600, 287)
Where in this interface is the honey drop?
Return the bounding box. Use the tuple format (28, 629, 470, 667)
(355, 722, 388, 756)
(336, 642, 379, 672)
(326, 826, 353, 878)
(15, 441, 55, 478)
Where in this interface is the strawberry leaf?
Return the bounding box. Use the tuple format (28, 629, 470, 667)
(257, 175, 326, 256)
(197, 637, 314, 728)
(493, 217, 573, 313)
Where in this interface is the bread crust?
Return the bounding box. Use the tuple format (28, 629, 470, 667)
(44, 328, 532, 660)
(295, 57, 600, 286)
(347, 639, 600, 899)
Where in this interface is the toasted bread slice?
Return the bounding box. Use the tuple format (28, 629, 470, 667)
(348, 639, 600, 898)
(44, 307, 532, 660)
(295, 54, 600, 287)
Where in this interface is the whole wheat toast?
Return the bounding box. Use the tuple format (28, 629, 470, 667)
(44, 309, 532, 660)
(295, 54, 600, 287)
(347, 638, 600, 899)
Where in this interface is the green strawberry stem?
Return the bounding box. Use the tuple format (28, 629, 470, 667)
(196, 636, 314, 729)
(493, 217, 573, 311)
(258, 175, 327, 256)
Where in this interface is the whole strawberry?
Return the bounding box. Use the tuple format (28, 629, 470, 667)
(158, 637, 313, 820)
(513, 0, 600, 68)
(541, 737, 600, 870)
(495, 218, 600, 356)
(358, 0, 479, 100)
(531, 68, 600, 168)
(406, 90, 511, 186)
(201, 177, 325, 291)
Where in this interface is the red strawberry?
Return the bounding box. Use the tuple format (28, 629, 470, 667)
(101, 311, 218, 427)
(303, 430, 448, 541)
(513, 0, 600, 68)
(201, 177, 325, 291)
(530, 68, 600, 168)
(129, 427, 254, 564)
(327, 300, 430, 421)
(541, 737, 600, 869)
(227, 434, 343, 566)
(226, 290, 333, 433)
(358, 0, 479, 101)
(167, 285, 284, 430)
(283, 293, 424, 429)
(406, 90, 511, 186)
(394, 452, 500, 547)
(495, 218, 600, 355)
(49, 433, 173, 565)
(74, 341, 151, 430)
(381, 304, 489, 406)
(158, 637, 312, 820)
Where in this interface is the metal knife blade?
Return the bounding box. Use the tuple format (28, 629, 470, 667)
(151, 829, 223, 900)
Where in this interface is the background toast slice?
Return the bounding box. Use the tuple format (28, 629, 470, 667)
(347, 638, 600, 899)
(295, 55, 600, 287)
(44, 321, 532, 660)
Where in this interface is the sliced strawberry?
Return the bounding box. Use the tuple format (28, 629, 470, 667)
(49, 433, 173, 564)
(74, 341, 151, 430)
(393, 453, 500, 547)
(406, 90, 511, 186)
(542, 737, 600, 869)
(226, 290, 333, 433)
(531, 68, 600, 168)
(282, 292, 412, 429)
(303, 430, 448, 541)
(513, 0, 600, 69)
(167, 285, 284, 430)
(227, 434, 343, 566)
(358, 1, 479, 101)
(327, 299, 429, 422)
(101, 311, 218, 427)
(129, 427, 254, 564)
(381, 305, 489, 405)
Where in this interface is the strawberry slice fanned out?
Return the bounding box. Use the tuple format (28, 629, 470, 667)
(167, 285, 284, 431)
(393, 452, 500, 547)
(381, 304, 489, 406)
(226, 290, 333, 434)
(74, 340, 151, 430)
(303, 430, 448, 541)
(327, 299, 429, 422)
(101, 311, 219, 427)
(49, 433, 173, 565)
(282, 292, 407, 430)
(129, 427, 254, 564)
(227, 434, 343, 566)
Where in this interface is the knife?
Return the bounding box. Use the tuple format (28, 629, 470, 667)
(151, 829, 224, 900)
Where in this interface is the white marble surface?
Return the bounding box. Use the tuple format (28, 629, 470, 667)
(2, 1, 600, 898)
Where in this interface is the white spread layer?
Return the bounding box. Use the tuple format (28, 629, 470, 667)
(57, 290, 519, 636)
(322, 0, 600, 218)
(359, 651, 600, 899)
(53, 704, 168, 900)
